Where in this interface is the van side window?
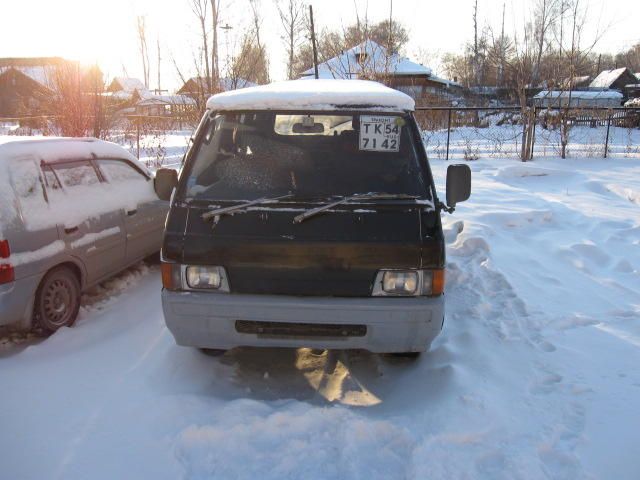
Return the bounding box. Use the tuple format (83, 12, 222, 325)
(53, 161, 101, 188)
(98, 159, 147, 183)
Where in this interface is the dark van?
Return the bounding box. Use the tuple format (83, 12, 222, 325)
(158, 79, 470, 356)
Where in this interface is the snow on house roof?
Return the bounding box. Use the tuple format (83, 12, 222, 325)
(180, 77, 256, 93)
(534, 90, 623, 100)
(206, 79, 415, 112)
(0, 137, 141, 167)
(300, 40, 432, 79)
(137, 94, 196, 107)
(589, 67, 629, 89)
(111, 77, 146, 92)
(0, 65, 57, 90)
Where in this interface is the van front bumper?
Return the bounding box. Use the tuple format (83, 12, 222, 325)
(162, 290, 444, 353)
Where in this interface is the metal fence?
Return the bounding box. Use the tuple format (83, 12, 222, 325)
(3, 108, 640, 164)
(414, 106, 640, 160)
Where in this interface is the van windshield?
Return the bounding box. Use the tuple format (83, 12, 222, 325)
(182, 111, 429, 201)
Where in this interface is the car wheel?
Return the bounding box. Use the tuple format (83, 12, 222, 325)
(34, 266, 81, 333)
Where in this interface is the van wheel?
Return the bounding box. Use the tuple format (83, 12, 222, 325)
(199, 348, 226, 357)
(34, 266, 81, 333)
(389, 352, 421, 359)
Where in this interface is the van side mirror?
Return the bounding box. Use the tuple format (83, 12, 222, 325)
(154, 168, 178, 201)
(446, 164, 471, 209)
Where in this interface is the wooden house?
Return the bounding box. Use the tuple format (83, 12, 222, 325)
(0, 57, 102, 117)
(298, 40, 462, 101)
(589, 68, 637, 92)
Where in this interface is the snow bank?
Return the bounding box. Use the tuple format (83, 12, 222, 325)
(206, 79, 415, 112)
(1, 155, 640, 480)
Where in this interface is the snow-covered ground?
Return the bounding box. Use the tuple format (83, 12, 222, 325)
(1, 147, 640, 478)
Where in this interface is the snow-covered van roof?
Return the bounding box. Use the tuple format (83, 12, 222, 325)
(0, 137, 146, 171)
(205, 79, 415, 112)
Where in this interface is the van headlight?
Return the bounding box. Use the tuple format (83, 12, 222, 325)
(372, 269, 444, 297)
(186, 266, 224, 289)
(162, 262, 230, 292)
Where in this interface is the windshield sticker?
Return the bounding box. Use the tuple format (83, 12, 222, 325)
(359, 116, 401, 152)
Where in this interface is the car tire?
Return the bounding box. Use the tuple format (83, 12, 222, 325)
(34, 266, 81, 333)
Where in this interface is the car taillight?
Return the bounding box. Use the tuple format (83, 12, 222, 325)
(0, 240, 13, 284)
(0, 239, 9, 259)
(0, 264, 14, 285)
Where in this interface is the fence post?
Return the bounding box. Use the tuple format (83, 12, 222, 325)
(445, 108, 452, 161)
(529, 107, 537, 160)
(520, 109, 528, 161)
(136, 117, 140, 160)
(604, 112, 611, 158)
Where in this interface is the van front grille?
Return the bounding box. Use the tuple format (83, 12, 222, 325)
(235, 320, 367, 338)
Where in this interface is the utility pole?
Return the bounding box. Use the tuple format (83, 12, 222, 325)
(309, 5, 319, 79)
(388, 0, 393, 52)
(220, 23, 233, 80)
(157, 36, 161, 93)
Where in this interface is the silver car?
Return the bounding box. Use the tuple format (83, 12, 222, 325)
(0, 137, 173, 332)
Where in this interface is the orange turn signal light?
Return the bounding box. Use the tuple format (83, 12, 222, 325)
(431, 269, 445, 296)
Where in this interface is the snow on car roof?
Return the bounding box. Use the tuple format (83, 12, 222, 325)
(0, 137, 146, 170)
(205, 79, 415, 112)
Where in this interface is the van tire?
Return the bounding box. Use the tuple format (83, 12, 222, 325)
(199, 348, 227, 357)
(389, 352, 421, 359)
(34, 266, 81, 333)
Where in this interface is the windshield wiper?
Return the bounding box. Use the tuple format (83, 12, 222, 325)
(202, 193, 293, 222)
(293, 192, 420, 224)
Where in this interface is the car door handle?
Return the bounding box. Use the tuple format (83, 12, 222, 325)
(126, 209, 137, 216)
(64, 226, 79, 234)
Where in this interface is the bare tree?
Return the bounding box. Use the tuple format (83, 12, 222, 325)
(249, 0, 269, 82)
(275, 0, 305, 79)
(51, 63, 111, 138)
(190, 0, 211, 93)
(136, 16, 150, 88)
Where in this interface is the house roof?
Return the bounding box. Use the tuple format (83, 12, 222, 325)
(206, 79, 415, 112)
(0, 57, 101, 92)
(137, 94, 196, 107)
(110, 77, 146, 93)
(533, 90, 623, 100)
(300, 40, 432, 79)
(589, 67, 634, 89)
(0, 65, 57, 90)
(178, 76, 256, 94)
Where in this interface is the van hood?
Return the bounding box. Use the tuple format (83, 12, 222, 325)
(163, 203, 442, 297)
